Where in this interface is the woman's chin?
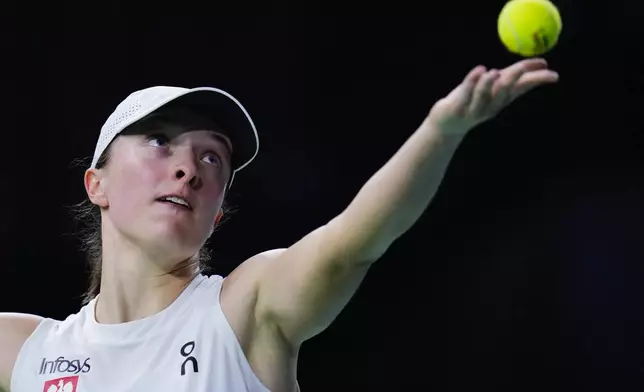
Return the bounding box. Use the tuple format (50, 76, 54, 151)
(144, 224, 206, 256)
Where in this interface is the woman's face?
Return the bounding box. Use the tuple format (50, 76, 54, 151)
(86, 115, 232, 262)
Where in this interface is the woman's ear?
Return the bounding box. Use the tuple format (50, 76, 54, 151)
(84, 168, 109, 208)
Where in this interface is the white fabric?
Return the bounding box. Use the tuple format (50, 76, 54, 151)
(11, 274, 270, 392)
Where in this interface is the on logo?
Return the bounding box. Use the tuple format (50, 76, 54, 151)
(180, 341, 199, 376)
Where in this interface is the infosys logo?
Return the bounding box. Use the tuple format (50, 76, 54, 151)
(39, 357, 91, 375)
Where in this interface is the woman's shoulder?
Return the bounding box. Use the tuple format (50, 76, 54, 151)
(0, 313, 44, 391)
(0, 312, 43, 330)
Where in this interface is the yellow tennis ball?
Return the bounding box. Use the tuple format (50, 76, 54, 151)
(497, 0, 562, 57)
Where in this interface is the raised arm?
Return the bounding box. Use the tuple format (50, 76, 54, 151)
(254, 59, 559, 346)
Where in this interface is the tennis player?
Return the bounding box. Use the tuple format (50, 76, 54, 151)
(0, 58, 557, 392)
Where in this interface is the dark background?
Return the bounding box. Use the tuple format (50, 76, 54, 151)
(2, 0, 644, 390)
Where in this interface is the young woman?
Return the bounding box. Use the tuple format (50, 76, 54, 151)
(0, 59, 558, 392)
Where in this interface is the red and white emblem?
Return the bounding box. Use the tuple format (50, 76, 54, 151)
(43, 376, 79, 392)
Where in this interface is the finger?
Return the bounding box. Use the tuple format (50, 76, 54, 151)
(465, 65, 487, 80)
(462, 66, 486, 88)
(449, 65, 486, 108)
(469, 69, 500, 115)
(501, 58, 549, 87)
(505, 58, 549, 74)
(491, 58, 549, 99)
(515, 57, 548, 71)
(511, 69, 559, 99)
(490, 74, 512, 105)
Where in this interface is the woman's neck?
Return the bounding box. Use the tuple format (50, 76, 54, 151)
(95, 231, 199, 325)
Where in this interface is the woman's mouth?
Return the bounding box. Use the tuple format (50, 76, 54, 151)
(157, 196, 193, 211)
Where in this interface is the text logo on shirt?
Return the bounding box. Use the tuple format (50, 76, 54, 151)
(39, 356, 92, 375)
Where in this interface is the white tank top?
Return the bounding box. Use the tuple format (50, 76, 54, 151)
(11, 274, 271, 392)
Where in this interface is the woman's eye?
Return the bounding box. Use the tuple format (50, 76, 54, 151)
(202, 153, 221, 166)
(147, 134, 169, 147)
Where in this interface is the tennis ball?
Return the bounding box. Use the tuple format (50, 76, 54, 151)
(497, 0, 562, 57)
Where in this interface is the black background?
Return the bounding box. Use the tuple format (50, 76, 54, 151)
(2, 0, 644, 390)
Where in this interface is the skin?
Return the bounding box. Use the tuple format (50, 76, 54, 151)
(88, 124, 232, 326)
(0, 59, 558, 392)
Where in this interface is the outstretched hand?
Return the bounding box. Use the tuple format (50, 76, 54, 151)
(427, 58, 559, 135)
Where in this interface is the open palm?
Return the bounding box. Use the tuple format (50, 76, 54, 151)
(428, 58, 559, 134)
